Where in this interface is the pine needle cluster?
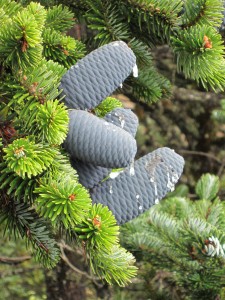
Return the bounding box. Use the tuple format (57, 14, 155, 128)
(0, 0, 137, 285)
(121, 174, 225, 299)
(64, 0, 225, 102)
(2, 0, 225, 290)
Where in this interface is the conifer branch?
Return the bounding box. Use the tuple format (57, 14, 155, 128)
(0, 0, 140, 287)
(58, 241, 102, 284)
(171, 25, 225, 90)
(179, 149, 222, 164)
(0, 161, 38, 203)
(42, 28, 86, 68)
(123, 0, 183, 43)
(126, 66, 171, 103)
(121, 174, 225, 297)
(74, 204, 119, 251)
(89, 245, 137, 286)
(46, 4, 75, 32)
(35, 175, 91, 228)
(0, 255, 31, 264)
(94, 97, 123, 118)
(181, 0, 224, 29)
(0, 198, 60, 268)
(3, 138, 57, 178)
(85, 0, 130, 46)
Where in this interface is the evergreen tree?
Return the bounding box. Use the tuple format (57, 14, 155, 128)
(121, 174, 225, 299)
(58, 0, 225, 103)
(0, 0, 137, 287)
(53, 1, 225, 297)
(2, 0, 225, 298)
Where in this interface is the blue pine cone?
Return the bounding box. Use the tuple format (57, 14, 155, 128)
(69, 108, 139, 189)
(61, 41, 184, 224)
(60, 41, 136, 110)
(91, 147, 184, 224)
(64, 110, 137, 168)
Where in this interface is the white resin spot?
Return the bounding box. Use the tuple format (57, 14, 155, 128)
(116, 113, 125, 129)
(120, 119, 125, 128)
(172, 173, 179, 183)
(136, 194, 142, 210)
(109, 184, 113, 194)
(112, 41, 120, 46)
(129, 160, 135, 176)
(166, 170, 177, 192)
(170, 185, 175, 192)
(155, 198, 159, 204)
(120, 83, 123, 88)
(154, 183, 158, 197)
(109, 170, 123, 179)
(133, 64, 138, 77)
(167, 181, 175, 192)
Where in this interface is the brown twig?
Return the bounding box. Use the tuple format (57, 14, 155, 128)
(58, 241, 75, 253)
(178, 149, 221, 164)
(0, 255, 31, 265)
(217, 161, 225, 177)
(58, 241, 103, 288)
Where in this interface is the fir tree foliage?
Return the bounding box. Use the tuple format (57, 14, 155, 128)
(45, 4, 74, 32)
(121, 174, 225, 299)
(94, 97, 123, 118)
(195, 173, 220, 201)
(0, 1, 85, 72)
(171, 24, 225, 90)
(43, 4, 87, 66)
(9, 60, 67, 140)
(0, 0, 137, 285)
(3, 138, 57, 178)
(74, 203, 119, 251)
(35, 177, 92, 228)
(42, 28, 86, 68)
(0, 2, 44, 71)
(0, 199, 60, 268)
(0, 160, 37, 203)
(36, 100, 69, 145)
(125, 0, 182, 42)
(181, 0, 223, 28)
(83, 0, 172, 103)
(89, 245, 137, 286)
(70, 204, 137, 286)
(73, 203, 137, 286)
(71, 0, 225, 100)
(128, 66, 172, 103)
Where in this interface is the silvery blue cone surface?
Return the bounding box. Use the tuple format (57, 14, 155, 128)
(70, 108, 138, 189)
(70, 158, 111, 189)
(104, 108, 138, 137)
(91, 147, 185, 224)
(60, 40, 185, 224)
(65, 110, 137, 168)
(59, 41, 136, 110)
